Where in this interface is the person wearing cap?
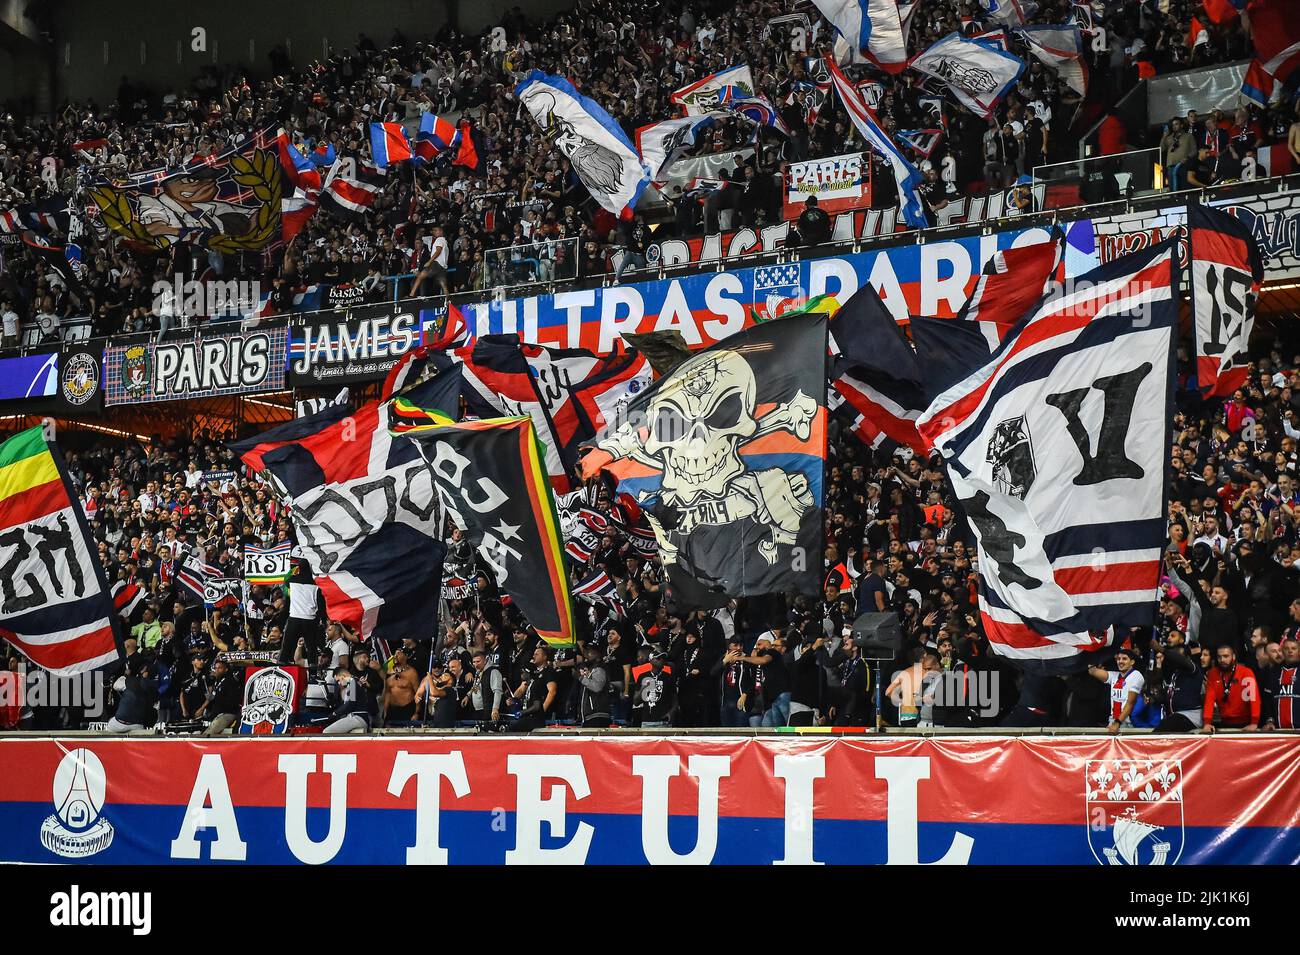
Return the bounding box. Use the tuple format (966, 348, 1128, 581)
(136, 165, 252, 239)
(415, 659, 455, 727)
(1007, 175, 1035, 216)
(1087, 648, 1145, 734)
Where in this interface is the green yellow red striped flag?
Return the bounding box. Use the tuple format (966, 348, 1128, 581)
(0, 426, 122, 674)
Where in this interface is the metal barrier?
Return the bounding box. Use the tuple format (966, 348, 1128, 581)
(483, 235, 578, 291)
(1, 173, 1295, 365)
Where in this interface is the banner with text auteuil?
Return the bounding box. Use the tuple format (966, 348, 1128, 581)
(0, 736, 1296, 865)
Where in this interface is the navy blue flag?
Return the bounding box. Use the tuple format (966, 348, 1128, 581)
(229, 371, 464, 639)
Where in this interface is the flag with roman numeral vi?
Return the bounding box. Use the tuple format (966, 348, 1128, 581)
(917, 240, 1179, 669)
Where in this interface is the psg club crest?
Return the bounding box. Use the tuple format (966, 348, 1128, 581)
(1085, 760, 1184, 866)
(752, 264, 805, 322)
(41, 748, 115, 858)
(120, 343, 150, 396)
(238, 666, 297, 734)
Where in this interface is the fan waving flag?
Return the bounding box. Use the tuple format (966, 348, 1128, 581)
(320, 160, 386, 222)
(910, 32, 1025, 119)
(416, 112, 460, 162)
(636, 113, 726, 180)
(954, 231, 1065, 348)
(811, 0, 909, 73)
(826, 57, 928, 228)
(516, 70, 651, 219)
(1189, 203, 1265, 398)
(1017, 24, 1089, 95)
(396, 417, 576, 647)
(916, 242, 1179, 670)
(0, 426, 122, 675)
(458, 335, 573, 491)
(828, 284, 929, 453)
(671, 64, 756, 115)
(369, 122, 414, 168)
(1242, 0, 1300, 98)
(229, 371, 464, 640)
(580, 313, 828, 608)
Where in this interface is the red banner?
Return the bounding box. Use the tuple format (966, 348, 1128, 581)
(1, 735, 1296, 864)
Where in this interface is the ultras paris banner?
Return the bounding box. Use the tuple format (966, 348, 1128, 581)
(0, 736, 1296, 864)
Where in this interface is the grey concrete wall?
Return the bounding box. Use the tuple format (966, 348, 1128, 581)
(48, 0, 577, 106)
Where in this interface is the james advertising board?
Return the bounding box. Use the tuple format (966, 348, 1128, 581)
(289, 305, 433, 386)
(103, 328, 287, 406)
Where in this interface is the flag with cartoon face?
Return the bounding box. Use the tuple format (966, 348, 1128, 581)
(580, 313, 827, 607)
(86, 125, 284, 252)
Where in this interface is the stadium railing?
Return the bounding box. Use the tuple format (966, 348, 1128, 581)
(5, 173, 1296, 365)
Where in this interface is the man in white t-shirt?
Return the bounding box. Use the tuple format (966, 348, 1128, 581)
(1088, 647, 1145, 733)
(412, 225, 450, 297)
(1, 302, 19, 349)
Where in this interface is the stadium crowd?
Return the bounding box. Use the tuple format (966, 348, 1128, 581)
(0, 0, 1293, 349)
(3, 325, 1299, 736)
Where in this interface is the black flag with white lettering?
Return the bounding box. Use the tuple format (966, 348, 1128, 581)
(396, 416, 576, 646)
(916, 241, 1179, 671)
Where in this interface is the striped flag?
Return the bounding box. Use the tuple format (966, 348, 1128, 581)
(319, 160, 386, 222)
(825, 57, 928, 229)
(573, 568, 626, 619)
(0, 426, 122, 674)
(916, 241, 1179, 669)
(369, 122, 414, 167)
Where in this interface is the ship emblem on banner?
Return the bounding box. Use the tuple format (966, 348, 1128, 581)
(1085, 760, 1184, 866)
(752, 263, 804, 322)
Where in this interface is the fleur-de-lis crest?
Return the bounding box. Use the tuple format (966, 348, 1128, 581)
(1138, 782, 1160, 802)
(1107, 783, 1127, 801)
(1091, 766, 1113, 789)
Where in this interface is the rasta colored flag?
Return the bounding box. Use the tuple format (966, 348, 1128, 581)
(0, 426, 122, 674)
(86, 125, 285, 253)
(395, 416, 576, 647)
(580, 312, 828, 608)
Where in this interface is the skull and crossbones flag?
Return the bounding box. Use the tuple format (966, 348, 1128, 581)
(1188, 203, 1264, 399)
(395, 416, 576, 647)
(580, 313, 828, 607)
(916, 241, 1179, 670)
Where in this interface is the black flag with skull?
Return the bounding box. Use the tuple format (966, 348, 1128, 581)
(580, 312, 828, 608)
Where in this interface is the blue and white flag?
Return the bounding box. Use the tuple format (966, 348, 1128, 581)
(825, 57, 928, 229)
(635, 112, 725, 180)
(515, 70, 651, 219)
(671, 64, 756, 115)
(720, 93, 792, 137)
(1017, 24, 1089, 96)
(910, 32, 1025, 119)
(979, 0, 1037, 27)
(812, 0, 908, 72)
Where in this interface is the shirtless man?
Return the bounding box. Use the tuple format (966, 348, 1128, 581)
(383, 647, 420, 723)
